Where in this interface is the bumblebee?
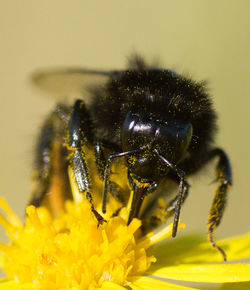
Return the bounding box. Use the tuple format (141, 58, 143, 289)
(30, 56, 232, 261)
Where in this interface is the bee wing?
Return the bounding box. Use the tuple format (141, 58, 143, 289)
(31, 68, 113, 103)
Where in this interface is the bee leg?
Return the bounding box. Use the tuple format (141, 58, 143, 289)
(154, 149, 189, 238)
(29, 116, 53, 207)
(206, 148, 232, 262)
(164, 181, 190, 219)
(94, 142, 106, 180)
(29, 106, 71, 215)
(139, 175, 189, 231)
(127, 171, 158, 224)
(146, 181, 189, 232)
(178, 147, 232, 261)
(128, 185, 147, 224)
(94, 140, 121, 179)
(94, 141, 122, 201)
(127, 177, 158, 225)
(172, 179, 189, 237)
(67, 100, 106, 224)
(70, 149, 105, 224)
(102, 149, 140, 213)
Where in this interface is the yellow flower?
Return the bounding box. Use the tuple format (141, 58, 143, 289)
(0, 170, 249, 289)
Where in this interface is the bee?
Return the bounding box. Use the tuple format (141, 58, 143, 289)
(30, 55, 232, 261)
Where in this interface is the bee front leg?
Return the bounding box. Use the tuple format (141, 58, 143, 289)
(164, 181, 190, 219)
(68, 100, 105, 225)
(94, 142, 106, 180)
(70, 149, 105, 224)
(102, 149, 141, 214)
(94, 141, 121, 200)
(154, 149, 189, 238)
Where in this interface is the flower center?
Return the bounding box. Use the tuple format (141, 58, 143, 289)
(0, 198, 156, 289)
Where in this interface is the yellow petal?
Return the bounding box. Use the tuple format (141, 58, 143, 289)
(147, 223, 185, 246)
(150, 263, 250, 283)
(0, 281, 17, 290)
(131, 276, 196, 289)
(153, 233, 250, 266)
(216, 233, 250, 261)
(0, 198, 22, 227)
(219, 282, 250, 289)
(100, 281, 127, 289)
(0, 280, 36, 290)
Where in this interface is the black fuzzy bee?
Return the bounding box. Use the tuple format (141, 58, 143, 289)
(31, 56, 232, 261)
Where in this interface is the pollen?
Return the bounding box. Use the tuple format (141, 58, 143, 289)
(0, 198, 156, 289)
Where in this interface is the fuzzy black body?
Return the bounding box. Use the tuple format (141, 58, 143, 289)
(90, 67, 217, 179)
(31, 56, 232, 261)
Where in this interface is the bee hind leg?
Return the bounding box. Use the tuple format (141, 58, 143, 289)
(206, 148, 232, 262)
(29, 106, 71, 215)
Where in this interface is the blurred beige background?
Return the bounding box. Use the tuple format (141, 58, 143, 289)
(0, 1, 249, 241)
